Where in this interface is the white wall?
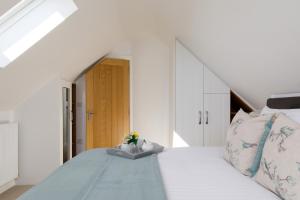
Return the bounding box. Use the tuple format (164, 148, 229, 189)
(15, 79, 71, 185)
(0, 111, 14, 123)
(131, 34, 171, 147)
(75, 76, 86, 154)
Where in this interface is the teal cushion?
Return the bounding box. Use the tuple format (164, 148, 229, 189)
(247, 115, 276, 177)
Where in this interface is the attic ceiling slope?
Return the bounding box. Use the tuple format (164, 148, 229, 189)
(1, 0, 300, 110)
(0, 0, 126, 110)
(146, 0, 300, 109)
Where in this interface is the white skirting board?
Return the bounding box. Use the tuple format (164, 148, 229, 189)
(0, 123, 18, 191)
(0, 180, 16, 194)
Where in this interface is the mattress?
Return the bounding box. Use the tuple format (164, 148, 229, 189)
(158, 147, 280, 200)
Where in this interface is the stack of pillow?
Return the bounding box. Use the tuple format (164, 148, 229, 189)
(224, 107, 300, 200)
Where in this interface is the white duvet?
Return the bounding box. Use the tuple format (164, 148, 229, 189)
(158, 147, 280, 200)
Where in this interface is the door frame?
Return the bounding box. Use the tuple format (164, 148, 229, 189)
(58, 80, 73, 165)
(71, 84, 76, 157)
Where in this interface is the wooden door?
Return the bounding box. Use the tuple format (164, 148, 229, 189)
(86, 58, 130, 149)
(204, 94, 230, 146)
(175, 40, 204, 147)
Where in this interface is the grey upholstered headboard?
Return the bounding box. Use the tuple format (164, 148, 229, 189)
(267, 96, 300, 109)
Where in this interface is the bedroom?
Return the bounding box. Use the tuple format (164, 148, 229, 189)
(0, 0, 300, 199)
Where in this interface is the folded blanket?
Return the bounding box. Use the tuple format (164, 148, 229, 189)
(18, 149, 167, 200)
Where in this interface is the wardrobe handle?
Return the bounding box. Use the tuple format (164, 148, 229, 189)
(205, 111, 208, 125)
(198, 111, 202, 125)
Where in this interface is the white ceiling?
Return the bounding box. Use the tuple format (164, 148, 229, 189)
(1, 0, 300, 110)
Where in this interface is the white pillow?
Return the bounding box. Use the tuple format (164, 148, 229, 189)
(261, 106, 300, 123)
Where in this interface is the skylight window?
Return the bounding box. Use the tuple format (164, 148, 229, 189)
(0, 0, 78, 68)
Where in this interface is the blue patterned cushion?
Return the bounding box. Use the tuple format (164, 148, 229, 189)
(224, 109, 272, 176)
(255, 114, 300, 200)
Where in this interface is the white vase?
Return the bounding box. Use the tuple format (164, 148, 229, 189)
(120, 143, 130, 152)
(128, 143, 138, 153)
(136, 138, 144, 148)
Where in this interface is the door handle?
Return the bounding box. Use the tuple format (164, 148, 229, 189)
(87, 112, 95, 120)
(205, 111, 208, 125)
(198, 111, 202, 125)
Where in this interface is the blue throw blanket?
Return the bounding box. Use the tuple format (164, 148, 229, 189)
(18, 149, 167, 200)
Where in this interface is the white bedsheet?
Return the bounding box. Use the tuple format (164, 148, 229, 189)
(158, 147, 280, 200)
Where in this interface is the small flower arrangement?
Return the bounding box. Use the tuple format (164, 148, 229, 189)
(120, 131, 154, 153)
(125, 131, 140, 145)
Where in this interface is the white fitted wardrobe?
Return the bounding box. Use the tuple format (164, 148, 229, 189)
(175, 41, 230, 147)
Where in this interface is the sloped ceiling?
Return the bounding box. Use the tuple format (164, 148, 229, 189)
(1, 0, 300, 110)
(0, 0, 125, 110)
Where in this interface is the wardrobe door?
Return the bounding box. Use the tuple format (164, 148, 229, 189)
(175, 41, 204, 147)
(204, 67, 229, 94)
(204, 94, 230, 146)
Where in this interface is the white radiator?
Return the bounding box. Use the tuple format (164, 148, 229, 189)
(0, 123, 18, 187)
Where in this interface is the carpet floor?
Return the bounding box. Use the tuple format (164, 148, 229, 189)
(0, 186, 33, 200)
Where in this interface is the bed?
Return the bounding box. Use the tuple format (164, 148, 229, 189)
(18, 95, 299, 200)
(18, 147, 280, 200)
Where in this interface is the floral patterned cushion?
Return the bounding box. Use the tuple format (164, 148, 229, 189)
(224, 109, 272, 176)
(255, 114, 300, 200)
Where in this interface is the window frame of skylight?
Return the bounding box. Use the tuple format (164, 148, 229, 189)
(0, 0, 46, 35)
(0, 0, 78, 68)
